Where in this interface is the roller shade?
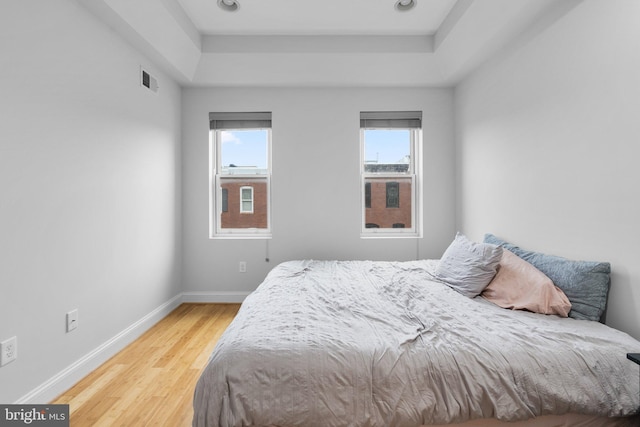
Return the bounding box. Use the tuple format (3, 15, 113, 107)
(360, 111, 422, 129)
(210, 112, 272, 130)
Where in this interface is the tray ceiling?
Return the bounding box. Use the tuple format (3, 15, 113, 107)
(81, 0, 579, 87)
(177, 0, 458, 36)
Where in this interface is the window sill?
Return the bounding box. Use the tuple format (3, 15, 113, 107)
(360, 233, 420, 239)
(211, 234, 272, 240)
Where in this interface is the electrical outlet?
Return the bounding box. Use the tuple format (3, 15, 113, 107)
(239, 261, 247, 273)
(1, 336, 17, 366)
(67, 309, 79, 332)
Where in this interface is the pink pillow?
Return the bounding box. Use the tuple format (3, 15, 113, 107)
(482, 249, 572, 317)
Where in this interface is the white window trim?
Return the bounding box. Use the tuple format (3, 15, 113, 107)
(209, 129, 272, 239)
(360, 128, 423, 239)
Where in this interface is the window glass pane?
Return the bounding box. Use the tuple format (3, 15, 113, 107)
(220, 130, 268, 174)
(364, 130, 410, 174)
(219, 177, 266, 229)
(386, 181, 400, 208)
(364, 177, 412, 229)
(241, 187, 252, 200)
(222, 188, 228, 212)
(365, 182, 371, 209)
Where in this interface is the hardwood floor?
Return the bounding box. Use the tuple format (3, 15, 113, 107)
(52, 303, 241, 427)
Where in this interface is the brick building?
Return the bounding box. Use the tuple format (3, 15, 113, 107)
(220, 178, 268, 229)
(364, 162, 412, 229)
(364, 178, 412, 229)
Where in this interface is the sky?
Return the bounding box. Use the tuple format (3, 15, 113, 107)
(219, 128, 410, 168)
(364, 129, 410, 164)
(220, 130, 269, 168)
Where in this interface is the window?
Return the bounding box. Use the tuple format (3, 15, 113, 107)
(221, 188, 228, 213)
(386, 182, 400, 208)
(365, 182, 372, 208)
(240, 186, 254, 213)
(209, 112, 272, 238)
(360, 111, 422, 237)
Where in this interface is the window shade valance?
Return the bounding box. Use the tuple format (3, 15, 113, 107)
(360, 111, 422, 129)
(209, 112, 272, 130)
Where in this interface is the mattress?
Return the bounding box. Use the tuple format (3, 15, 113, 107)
(193, 260, 640, 427)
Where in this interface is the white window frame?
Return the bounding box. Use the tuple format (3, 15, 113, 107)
(239, 186, 254, 213)
(360, 116, 423, 239)
(209, 118, 272, 239)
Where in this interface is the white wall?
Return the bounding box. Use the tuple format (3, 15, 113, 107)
(455, 0, 640, 339)
(182, 87, 455, 296)
(0, 0, 182, 403)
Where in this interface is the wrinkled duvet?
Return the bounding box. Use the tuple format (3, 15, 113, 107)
(193, 260, 640, 427)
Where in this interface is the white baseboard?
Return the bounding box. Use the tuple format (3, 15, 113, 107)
(182, 291, 250, 303)
(16, 294, 183, 404)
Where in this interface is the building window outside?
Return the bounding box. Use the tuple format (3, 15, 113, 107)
(209, 112, 272, 239)
(360, 111, 422, 238)
(386, 182, 400, 208)
(240, 186, 254, 213)
(365, 182, 372, 208)
(221, 188, 228, 212)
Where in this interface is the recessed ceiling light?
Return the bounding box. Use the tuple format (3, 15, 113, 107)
(218, 0, 239, 12)
(395, 0, 416, 12)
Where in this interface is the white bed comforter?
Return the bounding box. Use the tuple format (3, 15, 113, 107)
(193, 260, 640, 427)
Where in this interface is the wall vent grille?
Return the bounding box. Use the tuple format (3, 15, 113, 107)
(141, 67, 159, 93)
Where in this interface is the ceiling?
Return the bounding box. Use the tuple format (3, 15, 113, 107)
(177, 0, 458, 36)
(82, 0, 576, 87)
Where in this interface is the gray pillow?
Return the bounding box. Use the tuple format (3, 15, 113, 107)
(483, 234, 610, 322)
(435, 233, 503, 298)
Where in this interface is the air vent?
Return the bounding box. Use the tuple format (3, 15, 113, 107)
(140, 67, 159, 93)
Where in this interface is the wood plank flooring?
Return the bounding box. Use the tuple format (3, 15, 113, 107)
(52, 303, 240, 427)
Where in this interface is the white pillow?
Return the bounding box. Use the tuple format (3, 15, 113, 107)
(435, 233, 503, 298)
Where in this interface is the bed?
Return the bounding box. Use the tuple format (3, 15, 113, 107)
(193, 236, 640, 427)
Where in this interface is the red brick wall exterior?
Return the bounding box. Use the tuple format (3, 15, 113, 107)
(365, 179, 412, 228)
(221, 179, 268, 229)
